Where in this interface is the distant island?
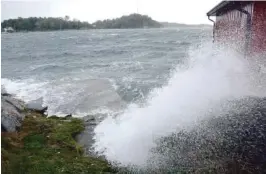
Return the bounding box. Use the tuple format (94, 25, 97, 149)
(1, 14, 161, 32)
(1, 14, 211, 32)
(93, 14, 161, 29)
(1, 16, 93, 32)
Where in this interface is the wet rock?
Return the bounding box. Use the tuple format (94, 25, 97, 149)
(1, 88, 26, 132)
(26, 97, 48, 114)
(76, 114, 105, 157)
(3, 96, 25, 112)
(1, 85, 11, 96)
(76, 124, 96, 156)
(1, 97, 25, 132)
(64, 114, 72, 118)
(2, 124, 7, 132)
(83, 115, 96, 124)
(153, 97, 266, 173)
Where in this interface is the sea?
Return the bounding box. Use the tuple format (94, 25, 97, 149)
(2, 27, 211, 116)
(4, 27, 264, 168)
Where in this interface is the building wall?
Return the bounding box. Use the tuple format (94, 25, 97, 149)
(214, 3, 253, 55)
(249, 2, 266, 72)
(250, 2, 266, 56)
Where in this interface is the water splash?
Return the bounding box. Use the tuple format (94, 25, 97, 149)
(93, 42, 265, 168)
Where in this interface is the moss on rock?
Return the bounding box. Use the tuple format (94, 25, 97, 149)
(1, 112, 116, 174)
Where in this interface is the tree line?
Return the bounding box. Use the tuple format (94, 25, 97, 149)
(1, 16, 93, 32)
(93, 14, 162, 29)
(1, 14, 162, 32)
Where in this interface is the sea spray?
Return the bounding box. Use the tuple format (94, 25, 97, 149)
(93, 43, 265, 169)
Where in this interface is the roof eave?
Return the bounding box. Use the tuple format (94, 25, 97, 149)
(207, 1, 231, 16)
(207, 1, 253, 17)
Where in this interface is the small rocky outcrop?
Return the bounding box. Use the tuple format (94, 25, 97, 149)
(1, 85, 11, 96)
(1, 86, 48, 132)
(1, 88, 26, 132)
(26, 97, 48, 114)
(76, 114, 100, 156)
(1, 86, 115, 173)
(1, 111, 115, 173)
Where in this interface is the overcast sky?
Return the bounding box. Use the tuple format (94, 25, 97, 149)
(1, 0, 220, 24)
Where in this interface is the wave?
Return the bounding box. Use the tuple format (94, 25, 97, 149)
(92, 42, 266, 168)
(60, 36, 78, 40)
(29, 64, 68, 72)
(1, 78, 48, 102)
(108, 33, 120, 36)
(1, 78, 127, 116)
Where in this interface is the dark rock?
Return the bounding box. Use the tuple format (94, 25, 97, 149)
(76, 123, 97, 156)
(76, 114, 105, 157)
(2, 93, 11, 97)
(26, 97, 48, 114)
(83, 115, 96, 122)
(38, 106, 48, 115)
(64, 114, 72, 118)
(1, 85, 11, 97)
(153, 97, 266, 173)
(1, 124, 7, 132)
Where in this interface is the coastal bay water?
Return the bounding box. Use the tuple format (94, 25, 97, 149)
(2, 28, 211, 116)
(3, 27, 266, 170)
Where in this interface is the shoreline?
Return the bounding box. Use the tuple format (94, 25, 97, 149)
(2, 86, 266, 173)
(1, 27, 164, 34)
(1, 89, 116, 173)
(1, 25, 212, 34)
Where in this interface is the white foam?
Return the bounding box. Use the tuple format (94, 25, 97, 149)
(1, 78, 126, 116)
(93, 42, 266, 167)
(1, 78, 48, 102)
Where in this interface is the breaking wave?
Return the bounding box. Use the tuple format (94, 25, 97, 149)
(92, 42, 266, 169)
(1, 78, 126, 116)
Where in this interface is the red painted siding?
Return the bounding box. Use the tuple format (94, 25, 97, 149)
(250, 2, 266, 56)
(214, 3, 253, 54)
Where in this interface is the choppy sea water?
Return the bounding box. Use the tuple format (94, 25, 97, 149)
(2, 28, 211, 116)
(3, 27, 266, 170)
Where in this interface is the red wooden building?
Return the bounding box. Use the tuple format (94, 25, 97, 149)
(207, 1, 266, 57)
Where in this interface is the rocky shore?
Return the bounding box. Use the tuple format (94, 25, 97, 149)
(1, 87, 116, 174)
(2, 85, 266, 174)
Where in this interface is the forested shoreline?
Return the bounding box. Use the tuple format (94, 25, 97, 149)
(1, 14, 162, 32)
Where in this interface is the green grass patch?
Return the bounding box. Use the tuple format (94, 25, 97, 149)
(1, 112, 115, 174)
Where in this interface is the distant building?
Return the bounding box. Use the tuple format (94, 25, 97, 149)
(3, 27, 15, 33)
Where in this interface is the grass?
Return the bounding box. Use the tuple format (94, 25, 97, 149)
(1, 112, 116, 174)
